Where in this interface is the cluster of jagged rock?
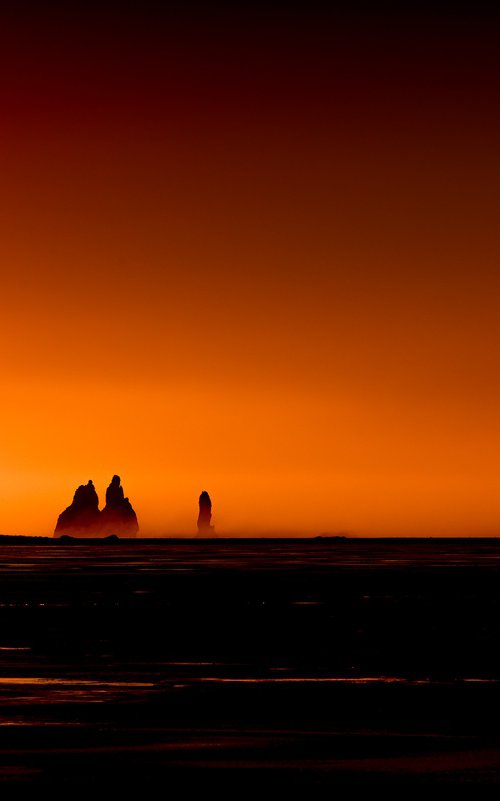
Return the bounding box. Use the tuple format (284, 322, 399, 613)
(54, 475, 139, 538)
(54, 480, 215, 538)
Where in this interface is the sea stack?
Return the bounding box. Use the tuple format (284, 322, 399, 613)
(54, 476, 139, 538)
(54, 480, 101, 537)
(197, 490, 214, 535)
(100, 475, 139, 537)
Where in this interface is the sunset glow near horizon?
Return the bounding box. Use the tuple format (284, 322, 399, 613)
(1, 7, 500, 537)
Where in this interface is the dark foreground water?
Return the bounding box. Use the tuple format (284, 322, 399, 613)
(2, 537, 500, 788)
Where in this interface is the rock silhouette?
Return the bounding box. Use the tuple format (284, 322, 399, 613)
(54, 480, 101, 537)
(54, 476, 139, 538)
(197, 490, 214, 535)
(100, 475, 139, 537)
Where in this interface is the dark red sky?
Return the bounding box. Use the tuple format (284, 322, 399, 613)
(1, 4, 500, 535)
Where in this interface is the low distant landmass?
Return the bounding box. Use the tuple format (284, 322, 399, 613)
(54, 475, 139, 538)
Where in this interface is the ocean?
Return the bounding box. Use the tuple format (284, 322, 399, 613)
(1, 538, 500, 787)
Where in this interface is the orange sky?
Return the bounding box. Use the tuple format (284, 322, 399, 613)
(1, 6, 500, 536)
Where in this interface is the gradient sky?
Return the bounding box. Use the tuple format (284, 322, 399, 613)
(1, 5, 500, 536)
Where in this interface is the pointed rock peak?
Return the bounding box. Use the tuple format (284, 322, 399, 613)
(55, 479, 101, 536)
(73, 480, 99, 508)
(105, 474, 125, 507)
(101, 475, 139, 537)
(199, 490, 211, 507)
(197, 490, 214, 535)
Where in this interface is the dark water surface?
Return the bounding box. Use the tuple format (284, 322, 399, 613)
(2, 538, 500, 787)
